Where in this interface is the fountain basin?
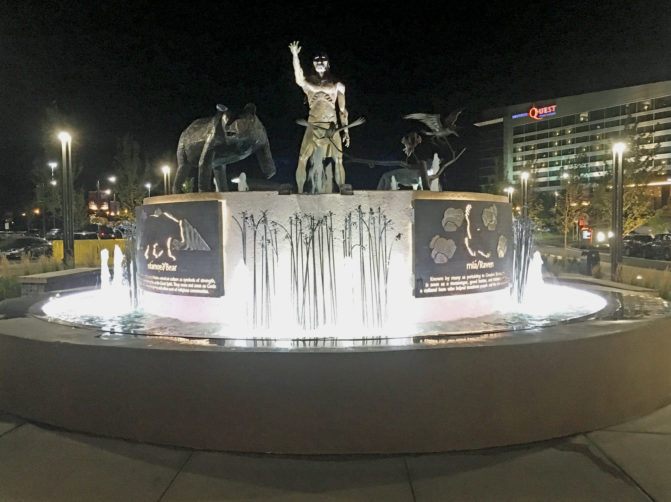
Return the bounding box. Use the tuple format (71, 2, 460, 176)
(1, 285, 670, 454)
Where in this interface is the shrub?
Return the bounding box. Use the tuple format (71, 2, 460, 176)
(0, 255, 62, 301)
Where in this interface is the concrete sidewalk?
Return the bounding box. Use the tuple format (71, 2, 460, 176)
(1, 404, 670, 501)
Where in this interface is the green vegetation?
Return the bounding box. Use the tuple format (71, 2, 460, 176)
(114, 135, 147, 219)
(541, 253, 671, 301)
(620, 266, 671, 301)
(644, 206, 671, 234)
(0, 256, 62, 302)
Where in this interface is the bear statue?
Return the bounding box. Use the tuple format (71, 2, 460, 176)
(172, 103, 276, 193)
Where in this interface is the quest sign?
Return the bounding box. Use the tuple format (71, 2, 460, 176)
(512, 104, 557, 120)
(136, 200, 224, 297)
(413, 199, 513, 298)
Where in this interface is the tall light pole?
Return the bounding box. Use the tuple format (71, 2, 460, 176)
(58, 131, 74, 268)
(520, 172, 530, 219)
(48, 161, 57, 180)
(162, 165, 171, 195)
(45, 161, 58, 233)
(145, 182, 152, 197)
(108, 176, 116, 201)
(611, 142, 626, 281)
(49, 177, 57, 228)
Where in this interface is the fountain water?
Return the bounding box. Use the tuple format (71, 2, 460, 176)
(41, 240, 608, 345)
(99, 248, 110, 290)
(112, 245, 124, 290)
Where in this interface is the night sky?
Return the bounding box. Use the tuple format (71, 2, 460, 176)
(2, 0, 670, 216)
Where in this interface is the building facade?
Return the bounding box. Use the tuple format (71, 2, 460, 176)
(476, 81, 671, 196)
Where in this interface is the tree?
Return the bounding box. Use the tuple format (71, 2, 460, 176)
(114, 135, 146, 219)
(587, 120, 661, 234)
(32, 161, 61, 231)
(526, 191, 551, 228)
(554, 167, 586, 249)
(73, 189, 90, 230)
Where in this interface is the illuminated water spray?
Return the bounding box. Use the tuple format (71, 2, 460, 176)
(41, 243, 607, 343)
(100, 249, 110, 289)
(112, 245, 124, 290)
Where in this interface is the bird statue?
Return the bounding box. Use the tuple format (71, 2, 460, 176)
(403, 109, 463, 141)
(236, 172, 249, 192)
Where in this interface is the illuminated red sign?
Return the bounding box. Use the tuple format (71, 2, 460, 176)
(512, 104, 557, 120)
(529, 105, 556, 120)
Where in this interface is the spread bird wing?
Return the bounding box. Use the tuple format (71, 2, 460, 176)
(403, 113, 443, 133)
(444, 109, 463, 127)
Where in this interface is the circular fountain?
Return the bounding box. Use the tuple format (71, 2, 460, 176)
(1, 190, 670, 454)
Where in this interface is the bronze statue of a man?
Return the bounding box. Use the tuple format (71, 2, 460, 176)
(289, 41, 350, 193)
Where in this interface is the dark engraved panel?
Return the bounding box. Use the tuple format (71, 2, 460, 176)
(413, 199, 513, 297)
(136, 200, 224, 297)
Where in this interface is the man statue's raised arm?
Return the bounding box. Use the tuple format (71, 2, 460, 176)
(289, 41, 306, 88)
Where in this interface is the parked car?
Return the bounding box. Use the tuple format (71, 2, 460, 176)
(0, 236, 53, 260)
(45, 228, 63, 240)
(71, 227, 123, 240)
(623, 234, 653, 257)
(643, 233, 671, 260)
(73, 231, 98, 240)
(98, 226, 123, 239)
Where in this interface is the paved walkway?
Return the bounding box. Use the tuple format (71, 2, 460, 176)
(1, 404, 670, 501)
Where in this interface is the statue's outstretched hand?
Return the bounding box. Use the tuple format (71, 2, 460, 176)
(342, 131, 350, 148)
(289, 41, 301, 56)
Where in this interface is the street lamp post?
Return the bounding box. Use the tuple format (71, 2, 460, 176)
(47, 162, 58, 229)
(611, 142, 626, 281)
(520, 172, 529, 219)
(58, 132, 74, 268)
(145, 182, 152, 197)
(48, 161, 57, 180)
(108, 176, 117, 201)
(162, 165, 171, 195)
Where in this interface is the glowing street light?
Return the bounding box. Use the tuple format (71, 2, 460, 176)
(504, 186, 514, 204)
(58, 131, 74, 268)
(162, 165, 171, 195)
(48, 161, 57, 179)
(145, 182, 152, 197)
(107, 175, 117, 201)
(611, 142, 626, 281)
